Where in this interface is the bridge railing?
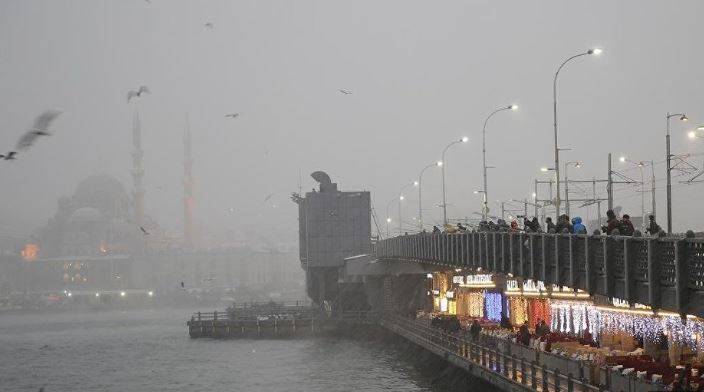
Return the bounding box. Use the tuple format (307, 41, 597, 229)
(375, 232, 704, 316)
(383, 313, 603, 392)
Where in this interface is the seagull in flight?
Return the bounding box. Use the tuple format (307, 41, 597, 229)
(225, 113, 239, 118)
(204, 22, 214, 29)
(139, 226, 150, 235)
(339, 89, 352, 95)
(127, 86, 150, 102)
(16, 110, 62, 151)
(0, 152, 17, 160)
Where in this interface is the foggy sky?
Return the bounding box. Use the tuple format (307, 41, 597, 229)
(1, 0, 703, 243)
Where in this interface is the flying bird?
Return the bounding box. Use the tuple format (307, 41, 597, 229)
(127, 86, 150, 102)
(16, 110, 62, 151)
(139, 226, 150, 235)
(264, 193, 274, 202)
(204, 22, 214, 29)
(224, 113, 239, 118)
(0, 152, 17, 160)
(339, 89, 352, 95)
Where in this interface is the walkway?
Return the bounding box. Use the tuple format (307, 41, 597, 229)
(381, 314, 604, 392)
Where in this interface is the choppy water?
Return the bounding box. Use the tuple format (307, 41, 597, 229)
(0, 308, 472, 392)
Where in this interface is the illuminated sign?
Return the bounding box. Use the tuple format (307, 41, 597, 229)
(459, 274, 495, 288)
(452, 275, 465, 284)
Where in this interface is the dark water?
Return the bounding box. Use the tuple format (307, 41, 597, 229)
(0, 308, 483, 392)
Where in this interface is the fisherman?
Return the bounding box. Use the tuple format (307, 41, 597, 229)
(646, 215, 662, 236)
(432, 226, 441, 235)
(620, 214, 635, 236)
(555, 214, 572, 234)
(602, 209, 620, 235)
(545, 217, 556, 233)
(572, 217, 587, 234)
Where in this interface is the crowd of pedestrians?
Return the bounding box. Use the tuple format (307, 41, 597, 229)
(419, 210, 665, 237)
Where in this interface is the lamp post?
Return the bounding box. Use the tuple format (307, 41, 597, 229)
(385, 199, 396, 238)
(441, 137, 469, 226)
(666, 112, 688, 233)
(482, 104, 518, 221)
(564, 161, 581, 217)
(620, 156, 649, 231)
(473, 190, 486, 221)
(418, 161, 443, 231)
(552, 48, 602, 220)
(398, 182, 418, 235)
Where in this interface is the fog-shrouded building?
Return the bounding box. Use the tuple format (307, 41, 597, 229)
(1, 174, 303, 301)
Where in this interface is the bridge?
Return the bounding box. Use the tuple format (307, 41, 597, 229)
(374, 231, 704, 317)
(293, 172, 704, 392)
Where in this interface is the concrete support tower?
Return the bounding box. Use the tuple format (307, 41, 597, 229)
(131, 111, 145, 228)
(183, 122, 194, 248)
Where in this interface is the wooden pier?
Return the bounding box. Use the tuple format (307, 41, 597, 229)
(187, 301, 377, 338)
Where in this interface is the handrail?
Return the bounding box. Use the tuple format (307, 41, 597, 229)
(383, 314, 602, 392)
(375, 232, 704, 316)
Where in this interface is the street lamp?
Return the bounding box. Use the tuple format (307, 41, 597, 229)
(564, 161, 581, 216)
(552, 48, 602, 220)
(398, 182, 418, 235)
(666, 112, 688, 233)
(620, 157, 654, 231)
(385, 199, 396, 238)
(481, 104, 518, 221)
(418, 161, 443, 231)
(441, 137, 469, 226)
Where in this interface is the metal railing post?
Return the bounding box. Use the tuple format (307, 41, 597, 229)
(675, 239, 690, 313)
(648, 238, 662, 308)
(624, 238, 635, 303)
(542, 364, 549, 392)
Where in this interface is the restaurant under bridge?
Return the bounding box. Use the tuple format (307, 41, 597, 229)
(374, 231, 704, 317)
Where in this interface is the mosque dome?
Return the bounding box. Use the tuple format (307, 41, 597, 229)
(73, 174, 129, 217)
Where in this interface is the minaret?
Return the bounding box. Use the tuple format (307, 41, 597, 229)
(183, 118, 194, 248)
(131, 110, 145, 227)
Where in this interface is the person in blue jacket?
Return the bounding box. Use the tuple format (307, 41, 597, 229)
(572, 216, 587, 234)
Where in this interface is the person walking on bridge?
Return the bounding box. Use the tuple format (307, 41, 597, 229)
(469, 319, 482, 341)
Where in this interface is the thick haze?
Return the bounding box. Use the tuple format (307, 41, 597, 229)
(1, 0, 703, 243)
